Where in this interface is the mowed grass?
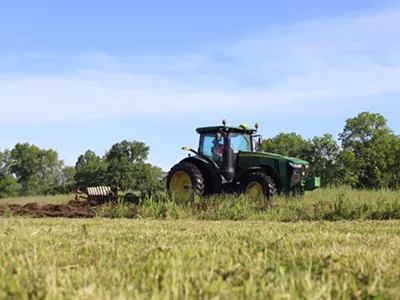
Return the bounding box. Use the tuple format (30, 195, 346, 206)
(1, 188, 399, 298)
(0, 194, 74, 206)
(0, 218, 399, 299)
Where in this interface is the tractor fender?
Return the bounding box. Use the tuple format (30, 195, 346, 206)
(179, 156, 222, 194)
(238, 165, 282, 192)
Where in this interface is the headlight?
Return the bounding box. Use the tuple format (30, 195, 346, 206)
(289, 162, 302, 168)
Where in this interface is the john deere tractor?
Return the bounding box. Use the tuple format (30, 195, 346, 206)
(166, 120, 320, 200)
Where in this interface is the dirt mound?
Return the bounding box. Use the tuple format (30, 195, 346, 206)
(67, 199, 106, 207)
(0, 201, 101, 218)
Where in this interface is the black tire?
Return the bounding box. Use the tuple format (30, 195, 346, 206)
(239, 171, 278, 199)
(166, 162, 205, 201)
(124, 192, 140, 204)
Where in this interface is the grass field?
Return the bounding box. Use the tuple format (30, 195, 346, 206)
(0, 194, 74, 205)
(1, 218, 399, 299)
(1, 188, 400, 299)
(1, 187, 400, 221)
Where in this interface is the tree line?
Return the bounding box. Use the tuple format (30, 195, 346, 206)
(257, 111, 400, 189)
(1, 111, 399, 198)
(0, 140, 166, 198)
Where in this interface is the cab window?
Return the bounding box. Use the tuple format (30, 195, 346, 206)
(230, 133, 250, 152)
(200, 133, 224, 159)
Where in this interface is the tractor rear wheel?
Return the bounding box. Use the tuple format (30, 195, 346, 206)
(240, 171, 278, 199)
(166, 162, 205, 201)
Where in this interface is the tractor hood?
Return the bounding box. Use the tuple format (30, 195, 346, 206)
(241, 151, 310, 165)
(262, 151, 309, 165)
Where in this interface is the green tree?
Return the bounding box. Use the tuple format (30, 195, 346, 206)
(75, 150, 106, 189)
(0, 149, 11, 176)
(61, 166, 76, 185)
(0, 174, 21, 198)
(132, 162, 158, 191)
(9, 143, 41, 185)
(337, 111, 400, 189)
(395, 140, 400, 188)
(0, 147, 16, 197)
(53, 165, 77, 195)
(104, 140, 151, 190)
(303, 134, 341, 187)
(152, 166, 167, 189)
(258, 132, 309, 158)
(37, 149, 64, 186)
(9, 143, 63, 194)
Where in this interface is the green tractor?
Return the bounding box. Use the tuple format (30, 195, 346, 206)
(166, 120, 320, 200)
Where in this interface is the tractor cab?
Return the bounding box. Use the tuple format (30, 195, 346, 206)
(195, 120, 262, 182)
(196, 121, 261, 166)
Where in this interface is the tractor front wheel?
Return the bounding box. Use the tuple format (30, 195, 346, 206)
(166, 162, 205, 201)
(240, 171, 278, 200)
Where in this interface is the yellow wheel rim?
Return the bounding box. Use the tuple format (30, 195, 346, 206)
(245, 181, 263, 199)
(169, 171, 192, 200)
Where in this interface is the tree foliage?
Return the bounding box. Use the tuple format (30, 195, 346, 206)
(256, 112, 400, 189)
(103, 140, 150, 190)
(0, 139, 165, 198)
(0, 174, 21, 198)
(337, 112, 400, 189)
(258, 132, 309, 158)
(6, 143, 64, 195)
(303, 134, 341, 187)
(75, 150, 106, 189)
(61, 166, 76, 185)
(72, 140, 162, 192)
(0, 149, 11, 176)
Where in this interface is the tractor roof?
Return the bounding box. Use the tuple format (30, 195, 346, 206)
(196, 125, 257, 134)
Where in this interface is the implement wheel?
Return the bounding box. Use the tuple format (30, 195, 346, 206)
(166, 162, 205, 201)
(240, 171, 278, 200)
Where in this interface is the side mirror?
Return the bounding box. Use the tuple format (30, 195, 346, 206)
(215, 133, 222, 142)
(258, 137, 263, 146)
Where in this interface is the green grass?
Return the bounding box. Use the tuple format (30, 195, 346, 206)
(1, 188, 400, 298)
(0, 194, 74, 206)
(0, 218, 399, 299)
(1, 187, 400, 221)
(96, 187, 400, 222)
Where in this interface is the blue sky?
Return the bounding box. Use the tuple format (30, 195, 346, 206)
(1, 0, 400, 171)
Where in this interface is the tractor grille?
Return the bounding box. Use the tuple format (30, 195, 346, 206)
(290, 165, 308, 187)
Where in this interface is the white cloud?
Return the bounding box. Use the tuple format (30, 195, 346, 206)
(1, 6, 400, 126)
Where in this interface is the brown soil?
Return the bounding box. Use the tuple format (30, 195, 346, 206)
(0, 200, 107, 218)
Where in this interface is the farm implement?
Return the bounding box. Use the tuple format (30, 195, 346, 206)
(75, 186, 118, 203)
(166, 120, 320, 200)
(74, 186, 156, 204)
